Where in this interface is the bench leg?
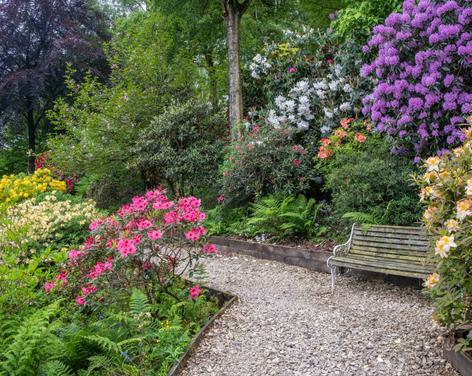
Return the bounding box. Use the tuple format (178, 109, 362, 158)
(330, 265, 337, 292)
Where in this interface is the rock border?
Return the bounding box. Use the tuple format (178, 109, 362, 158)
(210, 236, 332, 273)
(167, 286, 237, 376)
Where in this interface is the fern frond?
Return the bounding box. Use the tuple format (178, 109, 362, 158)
(42, 360, 73, 376)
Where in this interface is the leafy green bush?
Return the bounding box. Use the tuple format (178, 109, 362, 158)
(221, 125, 319, 205)
(331, 0, 402, 42)
(0, 287, 218, 375)
(135, 100, 226, 197)
(320, 125, 422, 226)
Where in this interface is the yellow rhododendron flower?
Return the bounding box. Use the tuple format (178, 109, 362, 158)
(435, 235, 457, 258)
(425, 156, 441, 172)
(425, 273, 440, 289)
(456, 199, 472, 221)
(423, 206, 438, 224)
(445, 219, 459, 232)
(466, 177, 472, 196)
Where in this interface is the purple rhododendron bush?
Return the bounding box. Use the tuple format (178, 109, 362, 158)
(361, 0, 472, 160)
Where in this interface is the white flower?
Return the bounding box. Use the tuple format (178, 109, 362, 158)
(320, 125, 331, 134)
(328, 81, 338, 91)
(339, 102, 351, 112)
(267, 110, 281, 128)
(297, 120, 309, 131)
(285, 100, 296, 113)
(343, 83, 353, 93)
(275, 95, 285, 108)
(315, 90, 326, 99)
(323, 108, 333, 119)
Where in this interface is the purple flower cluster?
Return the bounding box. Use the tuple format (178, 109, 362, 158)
(361, 0, 472, 159)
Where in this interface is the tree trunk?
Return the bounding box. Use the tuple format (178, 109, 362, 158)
(221, 0, 251, 140)
(205, 52, 219, 111)
(27, 107, 36, 173)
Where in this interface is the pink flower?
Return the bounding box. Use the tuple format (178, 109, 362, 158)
(287, 67, 297, 73)
(117, 239, 137, 257)
(355, 133, 367, 143)
(184, 226, 207, 242)
(131, 196, 148, 212)
(44, 281, 55, 293)
(81, 284, 97, 296)
(75, 296, 86, 306)
(293, 159, 302, 167)
(217, 195, 225, 203)
(164, 210, 179, 224)
(189, 285, 202, 300)
(89, 219, 103, 232)
(132, 234, 141, 245)
(148, 230, 163, 240)
(136, 219, 152, 230)
(69, 249, 84, 261)
(202, 243, 218, 254)
(118, 203, 134, 218)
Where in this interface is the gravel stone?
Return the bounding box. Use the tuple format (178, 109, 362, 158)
(180, 254, 459, 376)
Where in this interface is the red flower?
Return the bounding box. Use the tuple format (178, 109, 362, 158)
(293, 159, 302, 167)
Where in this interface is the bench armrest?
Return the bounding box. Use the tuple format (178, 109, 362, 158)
(332, 223, 356, 257)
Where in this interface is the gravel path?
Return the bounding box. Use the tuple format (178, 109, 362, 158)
(180, 254, 458, 376)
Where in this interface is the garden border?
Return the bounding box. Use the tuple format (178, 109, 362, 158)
(167, 286, 237, 376)
(209, 236, 332, 273)
(443, 336, 472, 376)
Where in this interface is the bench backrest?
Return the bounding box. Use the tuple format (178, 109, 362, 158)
(349, 224, 431, 264)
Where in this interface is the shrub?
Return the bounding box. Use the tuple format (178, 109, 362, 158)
(361, 0, 472, 159)
(320, 119, 422, 225)
(135, 100, 226, 197)
(46, 189, 217, 306)
(221, 124, 319, 205)
(1, 193, 100, 258)
(0, 168, 66, 207)
(246, 29, 373, 136)
(417, 121, 472, 351)
(331, 0, 403, 42)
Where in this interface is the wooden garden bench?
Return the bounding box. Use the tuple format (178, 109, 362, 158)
(327, 223, 434, 290)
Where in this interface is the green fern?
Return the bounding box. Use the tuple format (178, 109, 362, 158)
(129, 289, 151, 316)
(342, 211, 382, 225)
(0, 302, 62, 376)
(243, 194, 322, 240)
(42, 360, 73, 376)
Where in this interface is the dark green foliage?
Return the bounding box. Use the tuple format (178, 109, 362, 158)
(135, 100, 226, 197)
(322, 136, 423, 226)
(222, 126, 320, 205)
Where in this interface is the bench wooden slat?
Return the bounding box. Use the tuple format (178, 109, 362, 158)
(354, 232, 429, 245)
(352, 233, 430, 246)
(350, 245, 429, 257)
(351, 239, 430, 252)
(350, 248, 432, 263)
(330, 259, 430, 279)
(354, 228, 428, 238)
(356, 225, 427, 235)
(331, 255, 434, 274)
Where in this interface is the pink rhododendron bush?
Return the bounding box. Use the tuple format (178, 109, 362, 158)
(45, 189, 217, 306)
(417, 119, 472, 352)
